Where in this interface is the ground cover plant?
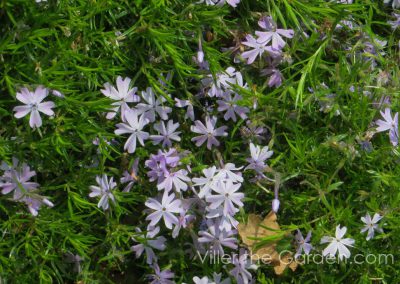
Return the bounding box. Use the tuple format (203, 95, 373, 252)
(1, 0, 400, 283)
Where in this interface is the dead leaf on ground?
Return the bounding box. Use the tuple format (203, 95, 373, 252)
(238, 211, 298, 275)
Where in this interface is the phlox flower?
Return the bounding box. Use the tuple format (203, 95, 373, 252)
(241, 34, 276, 64)
(229, 249, 257, 284)
(147, 263, 175, 284)
(245, 143, 273, 176)
(375, 108, 399, 146)
(114, 108, 150, 153)
(137, 87, 172, 122)
(256, 16, 294, 50)
(215, 163, 243, 183)
(120, 158, 139, 192)
(191, 116, 228, 150)
(89, 174, 116, 211)
(206, 179, 244, 216)
(21, 194, 54, 216)
(175, 98, 195, 121)
(150, 120, 181, 148)
(192, 166, 218, 198)
(145, 191, 182, 229)
(100, 76, 140, 119)
(13, 86, 55, 128)
(157, 169, 191, 193)
(321, 225, 355, 260)
(131, 227, 166, 265)
(217, 93, 249, 122)
(294, 229, 313, 258)
(198, 220, 238, 255)
(361, 213, 383, 240)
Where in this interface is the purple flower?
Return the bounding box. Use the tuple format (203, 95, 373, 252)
(361, 213, 383, 241)
(229, 249, 257, 284)
(256, 16, 294, 50)
(198, 220, 238, 254)
(294, 230, 313, 258)
(388, 13, 400, 29)
(120, 158, 139, 192)
(89, 174, 116, 211)
(137, 87, 172, 122)
(100, 76, 140, 119)
(157, 169, 191, 193)
(115, 108, 150, 153)
(271, 198, 280, 213)
(13, 86, 55, 128)
(192, 166, 218, 198)
(131, 227, 166, 264)
(172, 211, 195, 238)
(150, 120, 181, 148)
(240, 121, 267, 142)
(21, 195, 54, 217)
(261, 68, 283, 88)
(191, 116, 228, 150)
(174, 98, 195, 121)
(202, 67, 243, 97)
(241, 35, 276, 64)
(0, 158, 39, 200)
(206, 180, 244, 216)
(145, 191, 182, 229)
(145, 149, 180, 183)
(217, 93, 249, 122)
(147, 263, 175, 284)
(375, 108, 399, 146)
(245, 143, 273, 175)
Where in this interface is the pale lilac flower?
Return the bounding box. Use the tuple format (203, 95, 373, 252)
(206, 180, 244, 216)
(245, 143, 273, 175)
(240, 121, 267, 142)
(256, 16, 294, 50)
(145, 149, 180, 183)
(64, 252, 83, 274)
(174, 98, 195, 121)
(150, 120, 181, 148)
(172, 211, 195, 238)
(51, 90, 64, 98)
(120, 158, 139, 192)
(147, 263, 175, 284)
(261, 67, 283, 88)
(375, 108, 399, 146)
(21, 195, 54, 216)
(193, 166, 218, 198)
(114, 108, 150, 153)
(211, 273, 231, 284)
(145, 191, 182, 229)
(137, 87, 172, 122)
(191, 116, 228, 150)
(157, 169, 191, 193)
(89, 174, 116, 211)
(361, 213, 383, 240)
(215, 163, 243, 183)
(100, 76, 140, 119)
(294, 230, 313, 258)
(321, 225, 355, 260)
(202, 67, 243, 97)
(217, 93, 249, 122)
(198, 220, 238, 254)
(131, 227, 166, 264)
(0, 159, 39, 200)
(13, 86, 55, 128)
(388, 13, 400, 29)
(193, 276, 211, 284)
(384, 0, 400, 9)
(241, 35, 274, 64)
(229, 249, 257, 284)
(206, 206, 239, 232)
(224, 0, 240, 7)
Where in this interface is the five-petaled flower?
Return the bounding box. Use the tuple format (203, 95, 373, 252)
(145, 191, 182, 229)
(191, 116, 228, 150)
(361, 213, 383, 241)
(89, 174, 117, 211)
(321, 225, 355, 260)
(13, 86, 55, 128)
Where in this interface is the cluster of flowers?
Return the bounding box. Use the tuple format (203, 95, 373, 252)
(295, 212, 384, 262)
(0, 158, 53, 216)
(241, 16, 294, 88)
(86, 68, 275, 282)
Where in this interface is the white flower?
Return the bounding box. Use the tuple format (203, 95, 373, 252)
(89, 174, 117, 211)
(361, 213, 383, 240)
(192, 166, 218, 198)
(245, 143, 273, 175)
(321, 225, 355, 260)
